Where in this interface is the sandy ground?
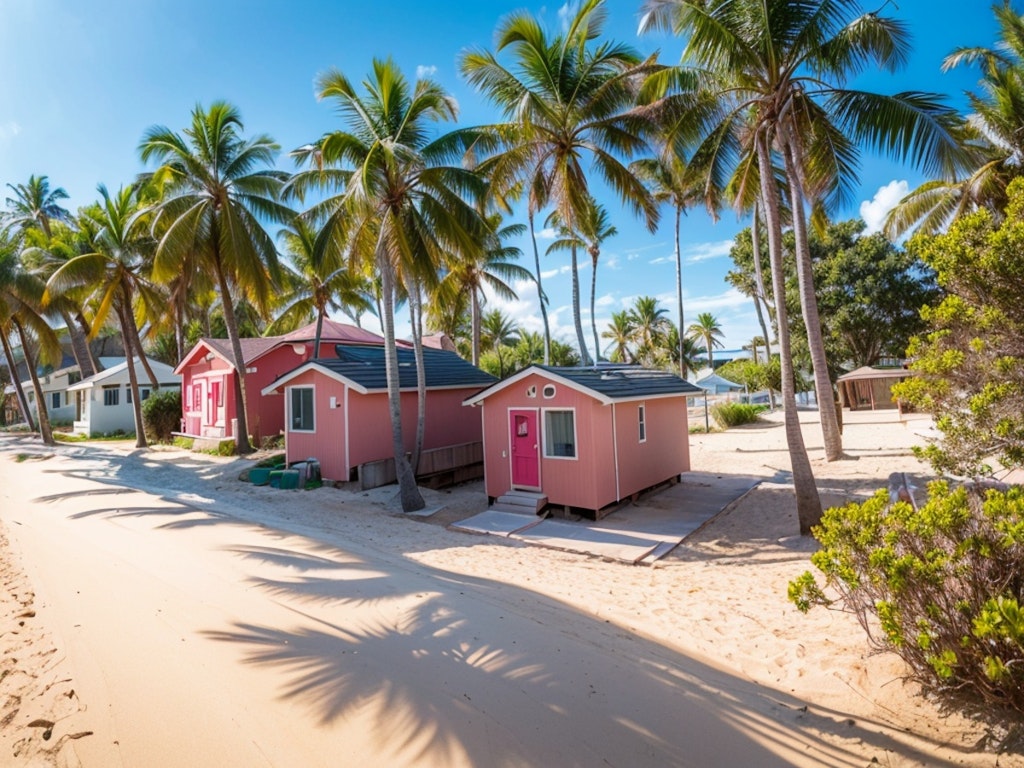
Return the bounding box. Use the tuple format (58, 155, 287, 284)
(0, 408, 1019, 767)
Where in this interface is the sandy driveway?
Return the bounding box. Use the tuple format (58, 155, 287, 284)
(0, 410, 1013, 767)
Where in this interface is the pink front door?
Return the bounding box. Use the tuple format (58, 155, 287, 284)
(510, 410, 540, 488)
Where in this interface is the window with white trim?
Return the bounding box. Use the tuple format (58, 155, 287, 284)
(289, 386, 315, 432)
(638, 403, 646, 442)
(543, 409, 576, 458)
(51, 392, 61, 410)
(542, 384, 556, 399)
(103, 386, 119, 406)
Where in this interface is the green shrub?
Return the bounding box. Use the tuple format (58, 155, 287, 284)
(141, 389, 182, 443)
(172, 436, 194, 450)
(789, 482, 1024, 720)
(710, 402, 762, 428)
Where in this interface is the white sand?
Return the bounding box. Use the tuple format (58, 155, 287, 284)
(0, 409, 1015, 767)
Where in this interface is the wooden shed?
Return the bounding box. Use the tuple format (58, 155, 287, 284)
(262, 344, 496, 485)
(837, 366, 912, 411)
(463, 365, 703, 516)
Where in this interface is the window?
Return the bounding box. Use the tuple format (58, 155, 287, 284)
(126, 387, 131, 404)
(638, 404, 646, 443)
(542, 384, 556, 399)
(525, 385, 536, 398)
(103, 386, 119, 406)
(51, 392, 61, 410)
(289, 387, 315, 432)
(543, 410, 576, 458)
(141, 388, 151, 402)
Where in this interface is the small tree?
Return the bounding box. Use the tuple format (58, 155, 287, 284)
(142, 389, 182, 444)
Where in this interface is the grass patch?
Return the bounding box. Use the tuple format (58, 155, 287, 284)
(172, 436, 195, 450)
(711, 402, 765, 429)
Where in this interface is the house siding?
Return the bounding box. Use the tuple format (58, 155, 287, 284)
(282, 370, 347, 481)
(473, 371, 690, 512)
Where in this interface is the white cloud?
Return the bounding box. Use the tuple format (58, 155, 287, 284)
(626, 253, 640, 261)
(860, 180, 908, 235)
(604, 256, 619, 270)
(0, 121, 21, 142)
(684, 239, 734, 263)
(536, 226, 558, 240)
(540, 264, 572, 280)
(648, 256, 673, 265)
(416, 65, 437, 79)
(688, 287, 756, 313)
(557, 2, 576, 29)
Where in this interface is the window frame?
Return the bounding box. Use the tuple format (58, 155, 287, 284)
(102, 385, 120, 407)
(288, 385, 316, 433)
(51, 392, 61, 410)
(638, 403, 647, 443)
(541, 407, 578, 460)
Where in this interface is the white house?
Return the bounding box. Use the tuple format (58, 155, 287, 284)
(19, 357, 124, 425)
(67, 359, 181, 436)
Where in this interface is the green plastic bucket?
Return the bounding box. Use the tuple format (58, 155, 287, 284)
(268, 470, 284, 488)
(249, 468, 272, 486)
(278, 469, 300, 490)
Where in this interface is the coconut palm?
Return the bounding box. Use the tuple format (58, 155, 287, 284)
(574, 199, 617, 364)
(460, 0, 659, 364)
(265, 219, 374, 356)
(45, 185, 165, 448)
(139, 102, 292, 454)
(481, 308, 519, 377)
(687, 312, 724, 369)
(642, 0, 963, 529)
(433, 214, 531, 366)
(3, 175, 72, 239)
(544, 212, 592, 365)
(0, 234, 60, 444)
(628, 295, 671, 360)
(293, 59, 488, 512)
(602, 310, 635, 363)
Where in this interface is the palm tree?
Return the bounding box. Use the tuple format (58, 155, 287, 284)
(481, 308, 518, 377)
(139, 102, 292, 454)
(460, 0, 659, 364)
(602, 310, 635, 363)
(642, 0, 963, 529)
(886, 1, 1024, 237)
(3, 175, 72, 239)
(293, 60, 488, 512)
(544, 212, 592, 365)
(45, 185, 164, 448)
(746, 335, 766, 364)
(628, 295, 671, 366)
(0, 234, 60, 445)
(687, 312, 724, 369)
(433, 214, 531, 366)
(575, 199, 618, 364)
(265, 219, 374, 356)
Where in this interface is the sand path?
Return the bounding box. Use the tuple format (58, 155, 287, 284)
(0, 409, 1013, 766)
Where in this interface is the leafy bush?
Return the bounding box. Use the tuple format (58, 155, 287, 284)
(789, 482, 1024, 720)
(710, 402, 762, 428)
(172, 436, 194, 450)
(141, 389, 182, 443)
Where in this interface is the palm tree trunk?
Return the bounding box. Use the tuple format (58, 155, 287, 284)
(589, 252, 600, 364)
(213, 259, 254, 454)
(1, 329, 36, 431)
(61, 308, 96, 379)
(756, 130, 821, 533)
(569, 243, 591, 365)
(750, 210, 773, 359)
(314, 307, 325, 358)
(528, 211, 551, 366)
(117, 302, 148, 449)
(408, 286, 427, 476)
(471, 288, 481, 367)
(14, 319, 54, 446)
(674, 206, 686, 377)
(781, 137, 842, 461)
(379, 256, 424, 512)
(124, 313, 159, 388)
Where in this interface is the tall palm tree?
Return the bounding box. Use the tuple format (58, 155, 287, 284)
(575, 199, 617, 364)
(0, 234, 60, 445)
(642, 0, 963, 529)
(687, 311, 724, 369)
(886, 1, 1024, 237)
(460, 0, 659, 364)
(45, 185, 164, 448)
(433, 214, 531, 366)
(139, 102, 292, 454)
(481, 308, 518, 378)
(544, 212, 592, 365)
(5, 178, 99, 379)
(293, 59, 488, 512)
(265, 219, 374, 356)
(628, 295, 671, 365)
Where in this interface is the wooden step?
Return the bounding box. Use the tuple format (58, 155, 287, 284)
(495, 490, 548, 513)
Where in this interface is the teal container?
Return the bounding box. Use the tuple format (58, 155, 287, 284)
(249, 467, 272, 486)
(278, 469, 300, 490)
(269, 470, 284, 488)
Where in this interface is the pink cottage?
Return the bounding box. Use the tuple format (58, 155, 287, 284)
(464, 365, 703, 516)
(175, 319, 386, 443)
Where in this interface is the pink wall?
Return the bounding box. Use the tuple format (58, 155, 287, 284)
(180, 355, 234, 438)
(474, 372, 690, 512)
(281, 371, 484, 482)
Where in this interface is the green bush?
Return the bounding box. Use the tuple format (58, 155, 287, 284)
(789, 482, 1024, 720)
(710, 402, 762, 428)
(141, 389, 182, 443)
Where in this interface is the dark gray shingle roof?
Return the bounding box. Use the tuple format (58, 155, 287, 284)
(536, 364, 704, 399)
(309, 345, 497, 390)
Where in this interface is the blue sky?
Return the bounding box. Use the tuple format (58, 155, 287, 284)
(0, 0, 999, 356)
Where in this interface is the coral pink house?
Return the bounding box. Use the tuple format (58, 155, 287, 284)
(174, 319, 386, 442)
(464, 365, 703, 515)
(261, 345, 496, 483)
